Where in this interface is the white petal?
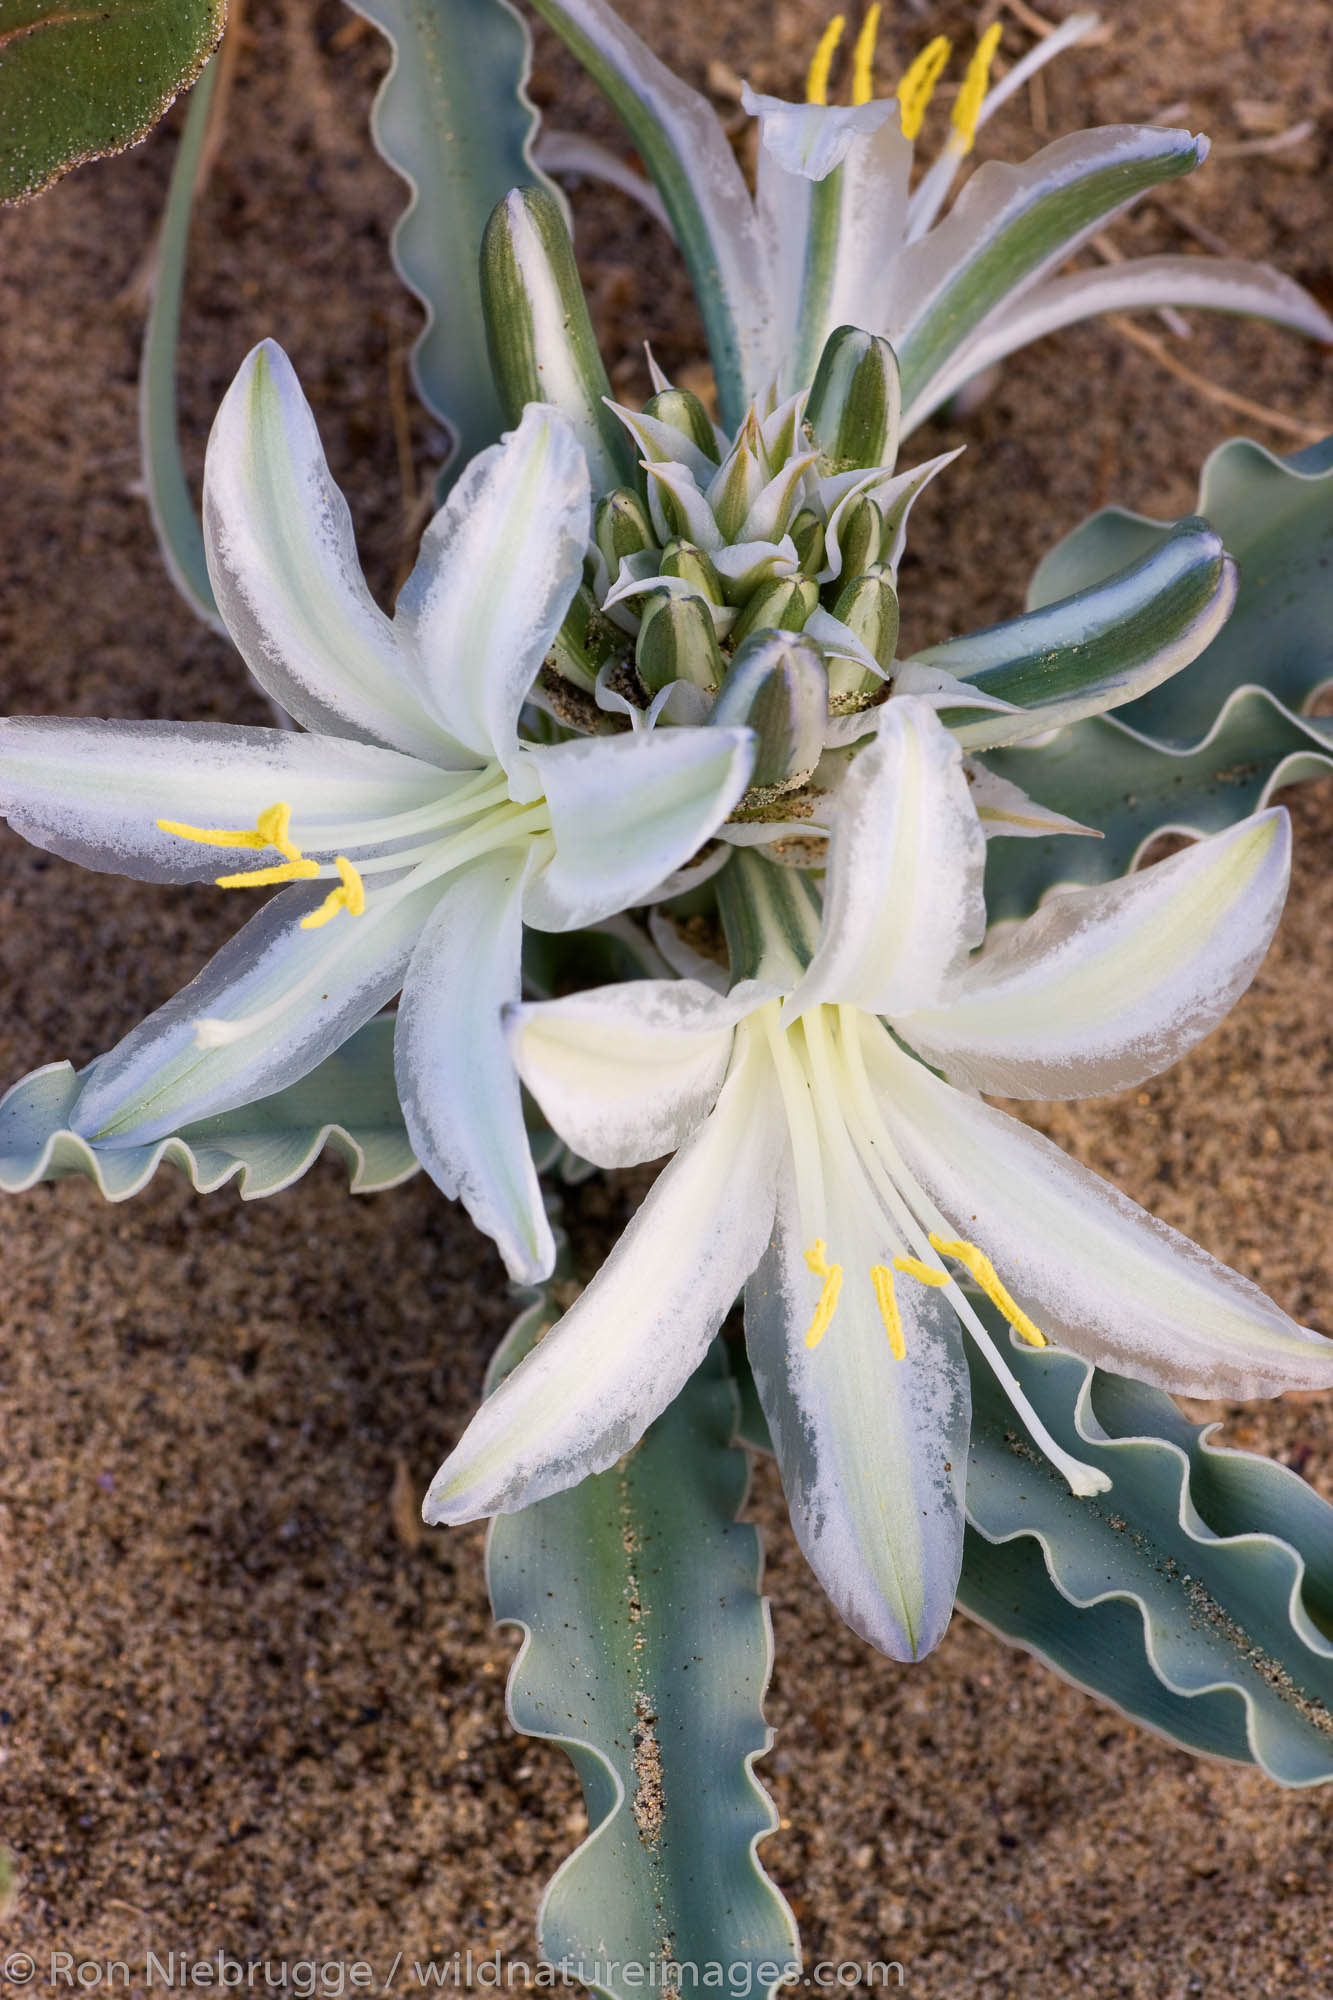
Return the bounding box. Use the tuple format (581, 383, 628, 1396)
(785, 698, 986, 1019)
(520, 726, 755, 931)
(964, 759, 1102, 842)
(0, 718, 447, 882)
(746, 1156, 968, 1660)
(424, 1030, 783, 1521)
(203, 342, 452, 761)
(395, 850, 552, 1285)
(509, 977, 762, 1167)
(393, 405, 590, 772)
(741, 86, 894, 182)
(899, 809, 1291, 1097)
(869, 1032, 1333, 1399)
(920, 256, 1333, 418)
(71, 872, 442, 1144)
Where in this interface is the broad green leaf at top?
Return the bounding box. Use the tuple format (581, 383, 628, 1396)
(0, 0, 225, 203)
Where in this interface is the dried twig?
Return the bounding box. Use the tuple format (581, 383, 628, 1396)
(1108, 314, 1327, 445)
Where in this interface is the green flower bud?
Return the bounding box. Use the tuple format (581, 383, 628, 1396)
(713, 630, 828, 792)
(642, 388, 720, 464)
(636, 590, 726, 694)
(789, 508, 826, 575)
(827, 567, 899, 704)
(836, 496, 885, 581)
(548, 581, 625, 693)
(595, 488, 657, 573)
(661, 540, 725, 605)
(708, 410, 766, 541)
(805, 325, 902, 476)
(729, 574, 820, 647)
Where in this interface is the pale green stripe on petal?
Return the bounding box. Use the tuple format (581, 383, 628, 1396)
(203, 342, 454, 762)
(868, 1032, 1333, 1401)
(901, 808, 1290, 1098)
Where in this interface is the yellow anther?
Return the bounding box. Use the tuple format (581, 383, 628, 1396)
(300, 855, 367, 931)
(870, 1264, 906, 1360)
(950, 21, 1003, 153)
(806, 15, 846, 106)
(803, 1239, 844, 1349)
(254, 800, 305, 864)
(928, 1232, 1048, 1347)
(895, 33, 951, 140)
(160, 796, 335, 896)
(215, 855, 320, 890)
(850, 3, 882, 106)
(157, 814, 271, 851)
(893, 1254, 951, 1288)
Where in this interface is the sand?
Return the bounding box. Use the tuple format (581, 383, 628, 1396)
(1, 0, 1332, 1992)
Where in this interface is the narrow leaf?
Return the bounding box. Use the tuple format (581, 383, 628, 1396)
(346, 0, 560, 476)
(486, 1319, 798, 2000)
(960, 1323, 1333, 1785)
(140, 52, 226, 633)
(0, 1017, 416, 1201)
(0, 0, 225, 204)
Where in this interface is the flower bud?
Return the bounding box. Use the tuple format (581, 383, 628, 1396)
(790, 508, 826, 575)
(729, 575, 820, 647)
(836, 496, 885, 581)
(642, 388, 720, 464)
(827, 567, 899, 704)
(661, 540, 725, 604)
(708, 410, 767, 541)
(548, 582, 624, 693)
(713, 630, 828, 791)
(595, 489, 657, 573)
(805, 325, 902, 476)
(481, 188, 637, 494)
(636, 590, 726, 694)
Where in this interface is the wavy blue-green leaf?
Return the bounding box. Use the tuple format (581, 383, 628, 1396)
(0, 0, 225, 204)
(923, 516, 1234, 750)
(139, 52, 225, 634)
(486, 1319, 798, 2000)
(980, 686, 1333, 922)
(346, 0, 560, 477)
(0, 1017, 417, 1200)
(523, 0, 768, 430)
(1028, 434, 1333, 744)
(959, 1326, 1333, 1785)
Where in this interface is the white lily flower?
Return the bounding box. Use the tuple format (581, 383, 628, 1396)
(0, 342, 756, 1283)
(528, 0, 1333, 430)
(425, 699, 1333, 1661)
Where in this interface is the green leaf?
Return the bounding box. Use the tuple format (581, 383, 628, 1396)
(922, 516, 1235, 750)
(346, 0, 560, 477)
(486, 1317, 798, 1999)
(523, 0, 769, 430)
(896, 127, 1205, 424)
(0, 0, 225, 204)
(959, 1325, 1333, 1785)
(0, 1017, 417, 1200)
(139, 53, 225, 633)
(1028, 435, 1333, 744)
(979, 686, 1333, 923)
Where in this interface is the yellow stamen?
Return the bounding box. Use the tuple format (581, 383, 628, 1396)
(893, 1254, 951, 1288)
(300, 855, 367, 931)
(157, 816, 270, 852)
(928, 1233, 1048, 1347)
(850, 3, 882, 106)
(950, 21, 1003, 154)
(806, 15, 845, 106)
(215, 855, 320, 890)
(870, 1264, 906, 1360)
(895, 33, 951, 140)
(803, 1238, 844, 1349)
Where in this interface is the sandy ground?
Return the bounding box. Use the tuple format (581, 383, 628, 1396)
(2, 0, 1333, 1993)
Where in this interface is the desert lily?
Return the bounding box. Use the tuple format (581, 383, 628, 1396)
(0, 343, 756, 1283)
(425, 698, 1333, 1660)
(526, 0, 1333, 430)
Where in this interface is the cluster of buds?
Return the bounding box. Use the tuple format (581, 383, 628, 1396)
(481, 189, 955, 809)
